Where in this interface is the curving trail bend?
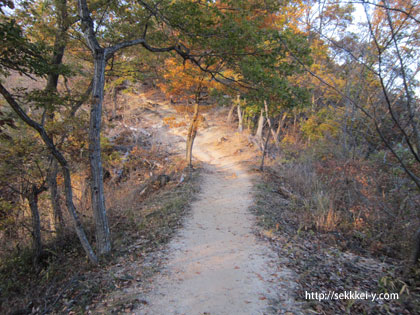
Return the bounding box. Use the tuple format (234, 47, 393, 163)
(136, 125, 284, 315)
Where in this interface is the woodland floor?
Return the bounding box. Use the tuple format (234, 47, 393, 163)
(134, 114, 302, 314)
(88, 89, 303, 314)
(88, 87, 418, 314)
(3, 85, 416, 314)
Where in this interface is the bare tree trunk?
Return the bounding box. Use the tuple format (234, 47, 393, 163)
(47, 158, 65, 231)
(0, 82, 99, 264)
(237, 96, 243, 132)
(186, 102, 199, 167)
(260, 129, 271, 171)
(276, 113, 287, 140)
(89, 53, 111, 255)
(237, 105, 243, 131)
(384, 4, 420, 155)
(227, 103, 236, 123)
(255, 108, 265, 140)
(61, 165, 98, 263)
(28, 186, 43, 263)
(264, 100, 279, 146)
(411, 228, 420, 265)
(293, 110, 298, 134)
(45, 0, 68, 93)
(43, 0, 68, 234)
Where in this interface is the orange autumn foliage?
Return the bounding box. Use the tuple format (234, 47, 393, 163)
(158, 58, 221, 103)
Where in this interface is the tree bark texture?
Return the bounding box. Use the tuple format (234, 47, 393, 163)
(89, 54, 111, 255)
(43, 0, 68, 231)
(28, 186, 43, 263)
(227, 103, 236, 123)
(186, 102, 199, 167)
(0, 82, 99, 264)
(237, 105, 243, 132)
(255, 108, 265, 140)
(412, 228, 420, 265)
(47, 158, 65, 231)
(259, 129, 271, 171)
(264, 100, 279, 146)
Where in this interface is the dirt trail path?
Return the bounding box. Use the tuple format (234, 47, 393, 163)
(136, 123, 284, 314)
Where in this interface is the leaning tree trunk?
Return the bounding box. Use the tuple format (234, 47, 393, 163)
(237, 105, 243, 132)
(264, 100, 279, 147)
(186, 102, 200, 167)
(276, 112, 287, 140)
(61, 165, 98, 263)
(227, 103, 236, 123)
(255, 108, 265, 140)
(89, 52, 111, 256)
(0, 82, 98, 264)
(47, 158, 65, 231)
(27, 186, 43, 263)
(260, 129, 271, 171)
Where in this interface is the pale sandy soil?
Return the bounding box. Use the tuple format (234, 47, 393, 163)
(132, 113, 302, 314)
(96, 90, 303, 314)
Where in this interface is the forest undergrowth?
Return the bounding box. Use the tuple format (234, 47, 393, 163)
(0, 91, 202, 314)
(247, 129, 420, 314)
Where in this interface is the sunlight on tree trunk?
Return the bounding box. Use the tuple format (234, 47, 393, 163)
(47, 157, 65, 232)
(227, 103, 236, 123)
(264, 101, 279, 147)
(0, 83, 99, 264)
(186, 102, 199, 168)
(259, 129, 271, 171)
(255, 108, 265, 140)
(237, 100, 243, 132)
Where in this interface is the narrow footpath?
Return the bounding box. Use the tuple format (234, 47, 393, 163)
(136, 125, 283, 314)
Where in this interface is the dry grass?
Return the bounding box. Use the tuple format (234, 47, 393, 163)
(163, 116, 188, 128)
(0, 163, 201, 314)
(271, 141, 420, 261)
(251, 172, 420, 314)
(0, 83, 203, 314)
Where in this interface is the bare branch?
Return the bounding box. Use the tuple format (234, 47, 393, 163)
(0, 82, 99, 264)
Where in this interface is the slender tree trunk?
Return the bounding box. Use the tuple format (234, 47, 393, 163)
(227, 103, 236, 123)
(384, 4, 420, 155)
(237, 105, 243, 131)
(0, 82, 98, 264)
(186, 102, 199, 167)
(237, 99, 243, 132)
(255, 108, 265, 140)
(276, 113, 287, 140)
(47, 158, 65, 231)
(45, 0, 68, 92)
(61, 165, 98, 263)
(90, 53, 111, 255)
(411, 228, 420, 265)
(44, 0, 68, 233)
(260, 129, 271, 171)
(264, 100, 279, 146)
(28, 186, 43, 263)
(293, 110, 297, 134)
(247, 116, 251, 131)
